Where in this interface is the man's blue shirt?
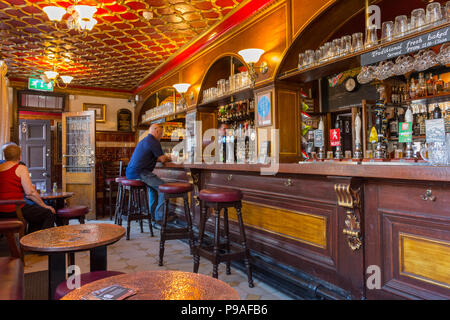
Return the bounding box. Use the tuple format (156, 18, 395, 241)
(126, 134, 163, 179)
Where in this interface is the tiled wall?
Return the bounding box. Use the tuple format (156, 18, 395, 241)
(95, 130, 136, 217)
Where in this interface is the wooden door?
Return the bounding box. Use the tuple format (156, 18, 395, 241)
(62, 111, 96, 219)
(19, 119, 52, 192)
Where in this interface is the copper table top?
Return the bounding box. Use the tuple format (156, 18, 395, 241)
(61, 270, 240, 300)
(20, 223, 125, 253)
(40, 192, 74, 200)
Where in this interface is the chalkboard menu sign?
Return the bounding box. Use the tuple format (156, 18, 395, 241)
(117, 109, 132, 131)
(361, 25, 449, 66)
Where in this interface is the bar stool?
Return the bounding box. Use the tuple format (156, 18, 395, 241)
(119, 179, 154, 240)
(56, 205, 89, 271)
(158, 182, 194, 266)
(113, 176, 126, 225)
(194, 187, 254, 287)
(56, 205, 89, 226)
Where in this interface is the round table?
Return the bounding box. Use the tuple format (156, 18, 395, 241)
(20, 223, 125, 299)
(61, 270, 240, 300)
(40, 191, 74, 211)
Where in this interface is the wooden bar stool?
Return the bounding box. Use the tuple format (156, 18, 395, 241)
(56, 205, 89, 272)
(158, 182, 194, 266)
(120, 179, 154, 240)
(113, 177, 126, 225)
(194, 187, 254, 287)
(56, 206, 89, 226)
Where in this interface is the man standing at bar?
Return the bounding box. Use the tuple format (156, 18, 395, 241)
(126, 123, 172, 226)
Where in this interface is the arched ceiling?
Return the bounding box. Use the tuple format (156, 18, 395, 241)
(0, 0, 246, 91)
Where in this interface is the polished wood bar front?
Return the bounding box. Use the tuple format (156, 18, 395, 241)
(154, 163, 450, 300)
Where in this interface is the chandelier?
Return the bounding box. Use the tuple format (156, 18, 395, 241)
(43, 2, 97, 32)
(41, 69, 73, 89)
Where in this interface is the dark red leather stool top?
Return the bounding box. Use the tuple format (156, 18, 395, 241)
(115, 176, 127, 183)
(0, 219, 24, 233)
(158, 183, 193, 194)
(120, 179, 145, 187)
(0, 257, 24, 300)
(199, 188, 243, 203)
(57, 206, 89, 218)
(54, 270, 125, 300)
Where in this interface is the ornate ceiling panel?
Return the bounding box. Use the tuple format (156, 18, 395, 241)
(0, 0, 244, 91)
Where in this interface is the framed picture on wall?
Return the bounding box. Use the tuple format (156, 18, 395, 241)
(256, 91, 272, 127)
(83, 103, 106, 123)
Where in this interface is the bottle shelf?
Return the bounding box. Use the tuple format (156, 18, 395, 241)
(405, 91, 450, 104)
(198, 87, 254, 110)
(278, 22, 450, 84)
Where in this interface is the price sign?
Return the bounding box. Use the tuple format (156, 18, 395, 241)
(399, 122, 412, 143)
(330, 129, 341, 147)
(425, 118, 446, 143)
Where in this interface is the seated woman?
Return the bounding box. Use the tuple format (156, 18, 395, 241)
(0, 144, 55, 233)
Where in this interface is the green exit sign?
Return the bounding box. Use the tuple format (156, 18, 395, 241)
(28, 78, 53, 91)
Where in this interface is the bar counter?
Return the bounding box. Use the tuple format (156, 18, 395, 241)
(154, 161, 450, 300)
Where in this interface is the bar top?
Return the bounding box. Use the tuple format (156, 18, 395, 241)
(158, 162, 450, 182)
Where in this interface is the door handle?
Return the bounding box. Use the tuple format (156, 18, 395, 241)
(43, 172, 48, 177)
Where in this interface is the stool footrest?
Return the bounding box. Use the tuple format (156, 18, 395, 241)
(195, 246, 247, 262)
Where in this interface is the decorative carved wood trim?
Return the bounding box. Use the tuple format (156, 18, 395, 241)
(334, 182, 362, 251)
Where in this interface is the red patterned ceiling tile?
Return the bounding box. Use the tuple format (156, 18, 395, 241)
(146, 0, 166, 6)
(193, 1, 213, 10)
(165, 14, 183, 23)
(216, 0, 236, 8)
(120, 12, 139, 20)
(114, 22, 133, 29)
(103, 39, 119, 46)
(202, 11, 220, 19)
(105, 3, 128, 13)
(189, 20, 208, 29)
(148, 18, 165, 26)
(156, 7, 176, 15)
(173, 4, 196, 14)
(102, 15, 122, 23)
(5, 0, 26, 5)
(130, 21, 148, 28)
(149, 46, 164, 52)
(125, 1, 147, 10)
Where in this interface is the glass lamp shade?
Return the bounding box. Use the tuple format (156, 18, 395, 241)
(43, 6, 66, 22)
(78, 17, 97, 31)
(74, 5, 97, 20)
(173, 83, 191, 93)
(44, 71, 59, 80)
(60, 75, 73, 84)
(238, 48, 265, 64)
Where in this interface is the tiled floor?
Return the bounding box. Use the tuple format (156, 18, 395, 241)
(20, 219, 293, 300)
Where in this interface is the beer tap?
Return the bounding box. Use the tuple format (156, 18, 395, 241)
(354, 113, 363, 160)
(334, 116, 343, 159)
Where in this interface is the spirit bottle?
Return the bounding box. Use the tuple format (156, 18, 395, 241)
(389, 108, 399, 138)
(426, 73, 434, 96)
(409, 78, 417, 99)
(433, 104, 442, 119)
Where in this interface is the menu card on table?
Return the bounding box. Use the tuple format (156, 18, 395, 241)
(82, 285, 137, 300)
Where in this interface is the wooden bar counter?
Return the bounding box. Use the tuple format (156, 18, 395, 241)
(154, 162, 450, 300)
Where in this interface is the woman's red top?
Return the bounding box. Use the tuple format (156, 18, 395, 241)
(0, 164, 25, 212)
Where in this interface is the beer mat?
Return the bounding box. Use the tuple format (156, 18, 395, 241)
(82, 285, 137, 300)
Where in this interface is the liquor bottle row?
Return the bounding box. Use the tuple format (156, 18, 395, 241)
(390, 72, 450, 104)
(217, 99, 255, 124)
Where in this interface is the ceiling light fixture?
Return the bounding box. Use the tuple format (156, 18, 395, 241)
(42, 69, 73, 89)
(43, 1, 97, 33)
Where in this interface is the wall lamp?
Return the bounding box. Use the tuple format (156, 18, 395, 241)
(238, 48, 268, 85)
(173, 83, 191, 106)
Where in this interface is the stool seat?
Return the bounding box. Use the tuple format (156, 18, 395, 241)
(121, 179, 145, 187)
(115, 176, 127, 183)
(159, 183, 193, 194)
(104, 177, 116, 184)
(57, 206, 89, 218)
(199, 188, 242, 203)
(54, 270, 124, 300)
(0, 219, 24, 233)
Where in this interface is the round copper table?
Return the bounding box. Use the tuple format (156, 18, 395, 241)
(20, 223, 125, 300)
(40, 191, 74, 211)
(61, 270, 240, 300)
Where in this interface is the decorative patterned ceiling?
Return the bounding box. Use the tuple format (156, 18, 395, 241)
(0, 0, 244, 91)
